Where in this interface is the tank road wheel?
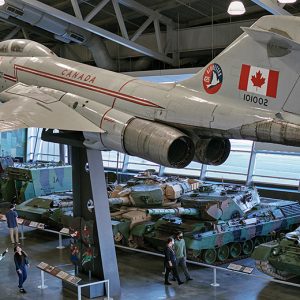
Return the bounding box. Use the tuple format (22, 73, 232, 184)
(128, 239, 138, 249)
(114, 232, 123, 243)
(217, 245, 229, 262)
(242, 240, 254, 255)
(202, 249, 217, 264)
(187, 249, 202, 261)
(229, 242, 242, 259)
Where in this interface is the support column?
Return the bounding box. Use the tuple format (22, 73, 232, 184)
(86, 149, 121, 295)
(41, 130, 121, 297)
(64, 147, 121, 298)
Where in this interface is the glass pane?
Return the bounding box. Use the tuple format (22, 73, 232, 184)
(101, 151, 124, 169)
(127, 164, 159, 172)
(164, 167, 201, 177)
(127, 156, 159, 172)
(0, 129, 26, 159)
(103, 161, 123, 169)
(101, 151, 124, 162)
(207, 151, 251, 175)
(164, 161, 201, 177)
(206, 172, 247, 181)
(230, 139, 253, 151)
(254, 153, 300, 180)
(252, 176, 299, 187)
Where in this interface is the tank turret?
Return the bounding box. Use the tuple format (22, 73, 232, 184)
(109, 171, 201, 208)
(16, 192, 73, 229)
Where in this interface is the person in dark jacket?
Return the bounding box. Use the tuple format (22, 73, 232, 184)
(14, 245, 29, 293)
(164, 237, 183, 285)
(6, 204, 19, 244)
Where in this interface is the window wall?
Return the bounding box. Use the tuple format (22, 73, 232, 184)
(0, 129, 26, 160)
(27, 128, 68, 163)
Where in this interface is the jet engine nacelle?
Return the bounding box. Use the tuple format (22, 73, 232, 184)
(194, 137, 231, 165)
(123, 118, 195, 168)
(63, 94, 195, 168)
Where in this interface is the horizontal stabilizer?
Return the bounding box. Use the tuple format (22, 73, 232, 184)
(242, 26, 300, 51)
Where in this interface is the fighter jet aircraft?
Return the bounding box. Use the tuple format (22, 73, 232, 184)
(0, 15, 299, 168)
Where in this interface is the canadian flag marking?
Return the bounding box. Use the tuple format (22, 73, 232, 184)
(238, 64, 279, 98)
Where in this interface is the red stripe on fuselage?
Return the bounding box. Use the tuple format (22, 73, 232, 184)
(3, 74, 17, 82)
(13, 65, 163, 108)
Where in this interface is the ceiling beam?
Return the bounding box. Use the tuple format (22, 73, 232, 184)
(70, 0, 83, 20)
(1, 0, 174, 65)
(251, 0, 291, 15)
(3, 26, 20, 40)
(84, 0, 110, 23)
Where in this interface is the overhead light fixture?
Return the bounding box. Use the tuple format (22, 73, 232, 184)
(227, 1, 246, 15)
(278, 0, 297, 3)
(0, 0, 5, 6)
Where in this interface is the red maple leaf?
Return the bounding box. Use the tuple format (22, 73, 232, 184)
(251, 70, 266, 88)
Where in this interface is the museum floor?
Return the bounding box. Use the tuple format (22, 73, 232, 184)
(0, 221, 299, 300)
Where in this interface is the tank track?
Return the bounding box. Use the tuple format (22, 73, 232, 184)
(255, 260, 295, 280)
(187, 253, 250, 266)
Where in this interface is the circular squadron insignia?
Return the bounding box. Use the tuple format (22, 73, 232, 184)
(203, 63, 223, 94)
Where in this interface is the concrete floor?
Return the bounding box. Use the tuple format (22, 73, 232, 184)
(0, 221, 299, 300)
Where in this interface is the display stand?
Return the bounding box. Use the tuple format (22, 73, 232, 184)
(41, 129, 121, 298)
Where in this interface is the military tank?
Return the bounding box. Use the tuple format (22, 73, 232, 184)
(109, 171, 200, 247)
(131, 184, 300, 264)
(252, 226, 300, 280)
(16, 192, 73, 229)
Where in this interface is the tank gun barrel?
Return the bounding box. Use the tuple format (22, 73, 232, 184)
(57, 201, 73, 208)
(109, 197, 131, 207)
(146, 207, 198, 216)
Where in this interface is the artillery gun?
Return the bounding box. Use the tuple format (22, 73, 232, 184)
(133, 185, 300, 264)
(1, 162, 72, 203)
(252, 226, 300, 280)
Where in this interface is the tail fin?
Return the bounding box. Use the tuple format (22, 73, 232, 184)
(179, 15, 300, 115)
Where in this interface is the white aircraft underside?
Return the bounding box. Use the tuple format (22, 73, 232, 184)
(0, 15, 300, 168)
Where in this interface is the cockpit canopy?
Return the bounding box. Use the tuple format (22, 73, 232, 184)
(0, 39, 56, 57)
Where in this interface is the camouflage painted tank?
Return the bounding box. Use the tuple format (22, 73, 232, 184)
(133, 185, 300, 264)
(252, 226, 300, 280)
(16, 192, 73, 229)
(110, 171, 200, 247)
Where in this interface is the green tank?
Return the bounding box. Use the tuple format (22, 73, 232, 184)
(131, 185, 300, 264)
(109, 171, 200, 247)
(252, 226, 300, 280)
(15, 192, 73, 229)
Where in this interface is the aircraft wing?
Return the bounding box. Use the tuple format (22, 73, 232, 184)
(0, 82, 102, 133)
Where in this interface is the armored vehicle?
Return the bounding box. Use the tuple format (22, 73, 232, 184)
(109, 170, 200, 208)
(252, 226, 300, 280)
(110, 171, 200, 247)
(1, 162, 72, 203)
(16, 192, 73, 229)
(131, 185, 300, 264)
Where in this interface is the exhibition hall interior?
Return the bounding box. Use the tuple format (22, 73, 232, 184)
(0, 0, 300, 299)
